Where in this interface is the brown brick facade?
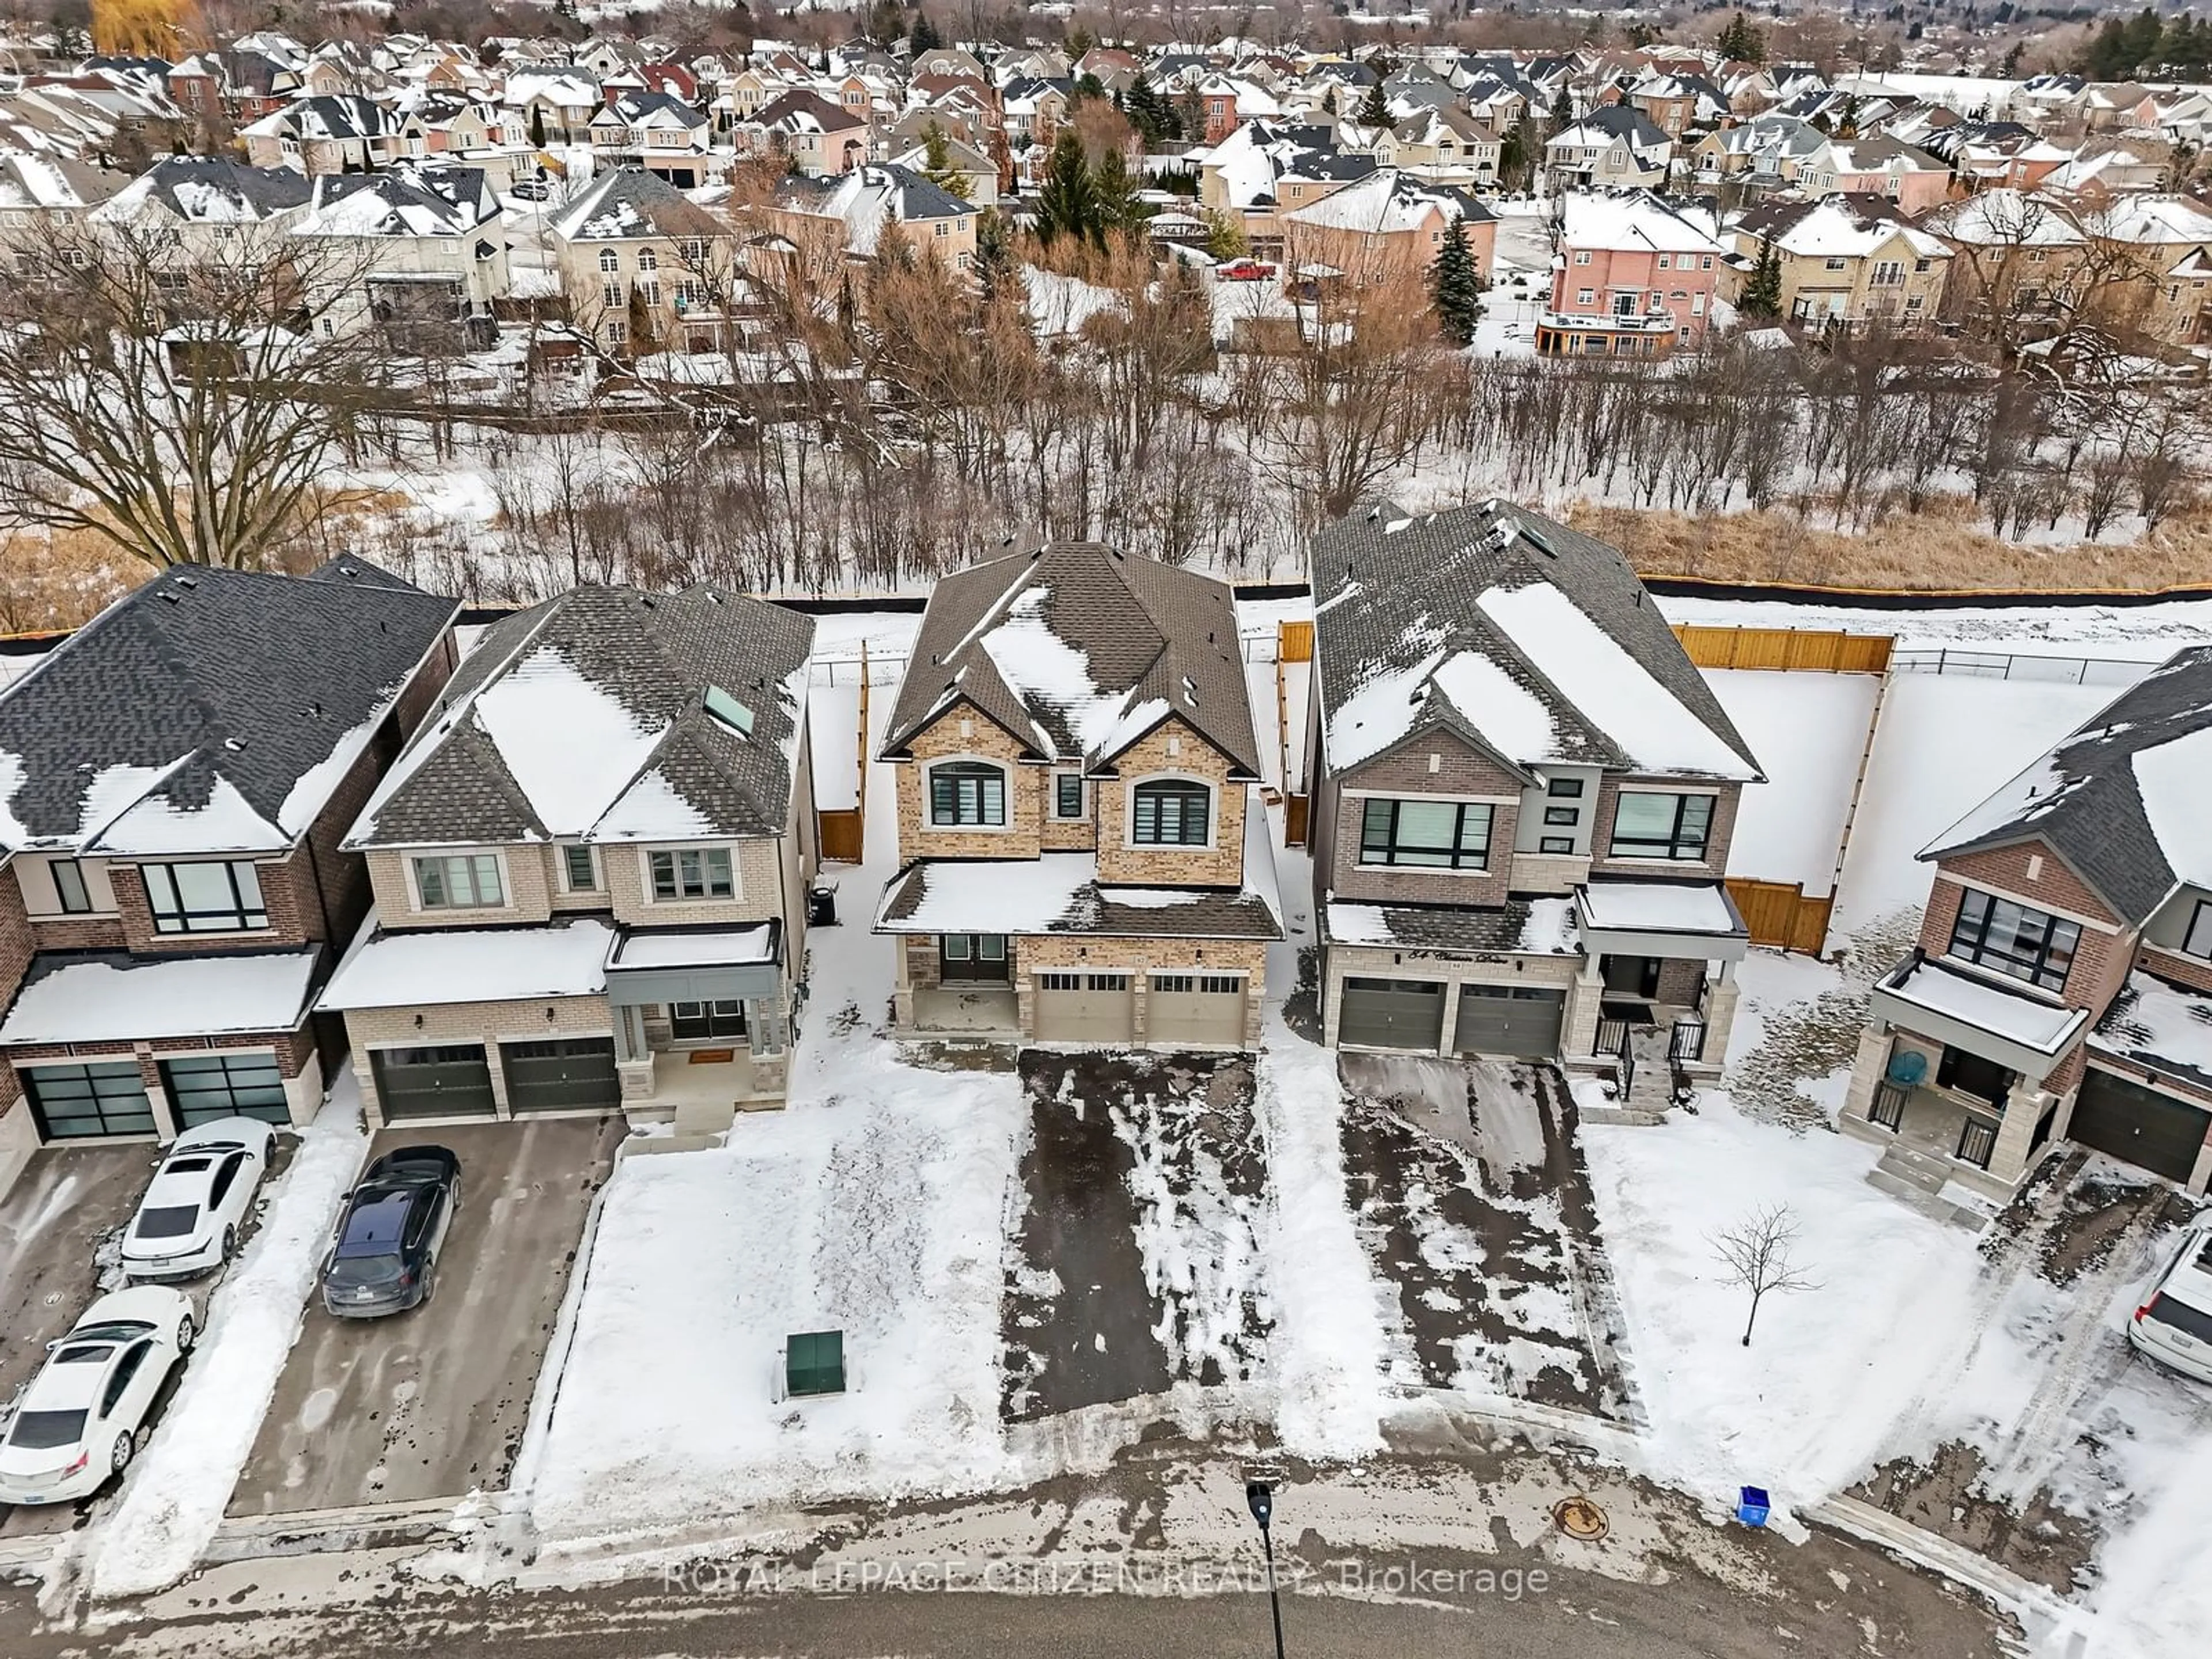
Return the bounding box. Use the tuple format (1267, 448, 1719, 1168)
(2140, 945, 2212, 997)
(1921, 838, 2132, 1017)
(1586, 776, 1743, 881)
(1329, 733, 1522, 908)
(1930, 842, 2121, 930)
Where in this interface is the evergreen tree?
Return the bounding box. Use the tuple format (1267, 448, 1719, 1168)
(863, 0, 903, 47)
(1501, 119, 1531, 190)
(1430, 213, 1484, 344)
(910, 9, 941, 51)
(1740, 238, 1782, 319)
(1548, 85, 1575, 135)
(919, 123, 965, 196)
(1717, 11, 1766, 65)
(1094, 147, 1142, 232)
(1357, 81, 1390, 127)
(529, 104, 547, 147)
(1836, 94, 1861, 139)
(1125, 78, 1169, 144)
(1074, 70, 1108, 103)
(973, 207, 1013, 297)
(1036, 128, 1103, 247)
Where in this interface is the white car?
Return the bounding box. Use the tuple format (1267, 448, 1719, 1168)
(0, 1287, 195, 1505)
(120, 1116, 276, 1281)
(2130, 1226, 2212, 1385)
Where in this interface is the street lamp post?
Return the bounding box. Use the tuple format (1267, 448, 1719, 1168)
(1246, 1480, 1286, 1659)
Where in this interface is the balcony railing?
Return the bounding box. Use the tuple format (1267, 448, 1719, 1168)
(1956, 1116, 1999, 1170)
(1871, 1081, 1909, 1131)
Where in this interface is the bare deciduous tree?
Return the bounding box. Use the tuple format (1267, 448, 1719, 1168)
(1711, 1204, 1819, 1348)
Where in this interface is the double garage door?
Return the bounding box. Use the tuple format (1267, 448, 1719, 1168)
(1029, 972, 1249, 1047)
(371, 1039, 618, 1120)
(1338, 977, 1564, 1059)
(2071, 1068, 2212, 1184)
(23, 1051, 291, 1139)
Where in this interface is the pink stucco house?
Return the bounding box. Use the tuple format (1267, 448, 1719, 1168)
(1536, 188, 1728, 358)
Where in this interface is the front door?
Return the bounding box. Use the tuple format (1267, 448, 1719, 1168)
(1600, 955, 1661, 999)
(940, 934, 1009, 982)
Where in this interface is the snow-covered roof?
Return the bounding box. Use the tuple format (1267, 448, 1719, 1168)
(1282, 166, 1487, 234)
(1758, 196, 1949, 260)
(351, 585, 813, 850)
(1558, 187, 1724, 255)
(1310, 500, 1760, 782)
(1325, 895, 1576, 953)
(550, 165, 725, 242)
(1923, 188, 2085, 249)
(1922, 645, 2212, 925)
(881, 543, 1263, 779)
(875, 801, 1282, 942)
(2091, 969, 2212, 1090)
(2083, 192, 2212, 247)
(1575, 880, 1741, 936)
(0, 558, 453, 858)
(296, 164, 497, 238)
(95, 154, 310, 226)
(1879, 957, 2089, 1055)
(319, 918, 613, 1011)
(608, 923, 778, 970)
(0, 949, 320, 1045)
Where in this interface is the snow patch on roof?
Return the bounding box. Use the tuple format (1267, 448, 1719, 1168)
(319, 918, 613, 1011)
(0, 950, 319, 1045)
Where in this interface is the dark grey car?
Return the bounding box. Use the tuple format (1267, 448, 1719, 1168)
(319, 1146, 460, 1319)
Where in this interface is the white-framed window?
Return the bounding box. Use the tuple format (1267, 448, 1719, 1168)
(1657, 253, 1671, 269)
(1574, 249, 1591, 264)
(928, 760, 1007, 827)
(562, 844, 600, 892)
(1577, 287, 1594, 305)
(649, 847, 734, 901)
(597, 248, 619, 272)
(143, 861, 268, 933)
(637, 247, 658, 270)
(414, 853, 505, 910)
(604, 317, 626, 343)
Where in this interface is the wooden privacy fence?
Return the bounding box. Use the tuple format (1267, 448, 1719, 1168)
(815, 642, 870, 863)
(1727, 878, 1834, 955)
(1671, 624, 1893, 674)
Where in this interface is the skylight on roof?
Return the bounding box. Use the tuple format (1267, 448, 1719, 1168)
(705, 684, 756, 736)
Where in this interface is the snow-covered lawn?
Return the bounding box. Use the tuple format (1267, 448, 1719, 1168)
(1834, 673, 2119, 934)
(1703, 668, 1879, 893)
(88, 1082, 367, 1597)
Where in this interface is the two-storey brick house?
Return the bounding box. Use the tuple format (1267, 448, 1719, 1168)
(0, 559, 460, 1191)
(872, 543, 1282, 1049)
(1306, 501, 1763, 1085)
(317, 585, 817, 1138)
(1840, 649, 2212, 1204)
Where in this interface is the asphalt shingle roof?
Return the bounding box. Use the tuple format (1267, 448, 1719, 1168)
(0, 556, 455, 854)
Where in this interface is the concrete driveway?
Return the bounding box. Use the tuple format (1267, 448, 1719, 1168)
(228, 1113, 620, 1517)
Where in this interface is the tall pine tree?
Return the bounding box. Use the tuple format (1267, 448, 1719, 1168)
(1740, 238, 1782, 319)
(1430, 213, 1484, 345)
(1036, 129, 1103, 247)
(910, 9, 941, 51)
(1358, 82, 1390, 127)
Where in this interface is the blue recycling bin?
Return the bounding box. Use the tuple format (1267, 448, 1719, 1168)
(1737, 1486, 1771, 1528)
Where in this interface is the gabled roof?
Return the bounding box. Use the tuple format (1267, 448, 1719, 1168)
(296, 162, 497, 237)
(94, 154, 310, 226)
(1309, 499, 1760, 782)
(1737, 192, 1948, 260)
(550, 165, 724, 241)
(1921, 645, 2212, 926)
(1560, 187, 1724, 254)
(778, 162, 975, 252)
(0, 557, 456, 857)
(880, 543, 1262, 779)
(1551, 103, 1671, 154)
(351, 585, 815, 850)
(1283, 167, 1490, 234)
(751, 89, 867, 134)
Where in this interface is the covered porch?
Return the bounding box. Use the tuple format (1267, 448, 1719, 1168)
(605, 923, 791, 1134)
(1566, 880, 1749, 1075)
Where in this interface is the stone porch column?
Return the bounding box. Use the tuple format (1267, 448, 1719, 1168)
(1437, 979, 1463, 1059)
(1987, 1075, 2055, 1184)
(1563, 957, 1604, 1061)
(1839, 1025, 1893, 1128)
(892, 935, 916, 1030)
(1699, 967, 1740, 1067)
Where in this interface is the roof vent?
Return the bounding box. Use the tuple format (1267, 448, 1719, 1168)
(158, 590, 182, 605)
(175, 574, 198, 589)
(705, 684, 756, 736)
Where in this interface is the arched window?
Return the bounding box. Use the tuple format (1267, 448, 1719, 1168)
(1132, 779, 1210, 846)
(597, 247, 619, 272)
(929, 761, 1006, 827)
(637, 247, 658, 271)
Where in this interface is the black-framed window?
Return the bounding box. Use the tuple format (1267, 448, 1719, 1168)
(143, 860, 268, 933)
(1359, 798, 1491, 870)
(415, 854, 503, 910)
(650, 847, 733, 900)
(671, 999, 747, 1040)
(563, 844, 601, 891)
(1608, 792, 1714, 861)
(50, 858, 92, 914)
(2184, 899, 2212, 961)
(1132, 779, 1211, 846)
(1543, 805, 1579, 826)
(1546, 777, 1584, 798)
(929, 762, 1006, 827)
(1948, 888, 2080, 993)
(1054, 774, 1085, 819)
(1540, 835, 1575, 854)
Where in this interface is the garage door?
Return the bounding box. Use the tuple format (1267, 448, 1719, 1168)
(501, 1037, 618, 1113)
(370, 1044, 497, 1121)
(1033, 971, 1135, 1043)
(1149, 972, 1248, 1048)
(1338, 976, 1446, 1051)
(1453, 984, 1566, 1059)
(161, 1052, 290, 1128)
(24, 1061, 156, 1139)
(2071, 1068, 2212, 1184)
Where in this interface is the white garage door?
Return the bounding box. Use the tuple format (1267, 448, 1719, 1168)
(1033, 971, 1136, 1043)
(1148, 972, 1248, 1048)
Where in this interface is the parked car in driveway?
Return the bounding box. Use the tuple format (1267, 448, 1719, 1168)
(2130, 1226, 2212, 1385)
(120, 1116, 277, 1282)
(319, 1146, 460, 1319)
(0, 1287, 196, 1505)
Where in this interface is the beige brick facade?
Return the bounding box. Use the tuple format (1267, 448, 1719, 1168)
(894, 708, 1043, 862)
(1014, 933, 1268, 1047)
(344, 994, 616, 1126)
(1093, 719, 1247, 888)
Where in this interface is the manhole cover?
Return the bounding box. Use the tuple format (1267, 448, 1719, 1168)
(1553, 1495, 1609, 1541)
